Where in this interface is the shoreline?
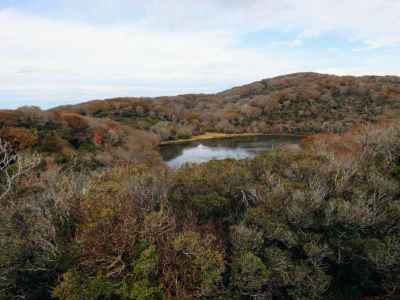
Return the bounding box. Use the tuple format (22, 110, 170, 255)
(159, 132, 307, 145)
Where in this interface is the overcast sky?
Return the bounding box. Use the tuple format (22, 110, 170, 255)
(1, 0, 400, 109)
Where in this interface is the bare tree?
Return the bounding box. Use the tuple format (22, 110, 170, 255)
(0, 138, 40, 201)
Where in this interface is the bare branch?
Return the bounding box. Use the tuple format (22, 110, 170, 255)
(0, 138, 40, 201)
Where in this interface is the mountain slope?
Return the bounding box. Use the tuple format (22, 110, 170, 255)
(56, 72, 400, 140)
(1, 72, 400, 167)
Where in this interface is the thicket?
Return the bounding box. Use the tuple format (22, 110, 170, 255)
(1, 122, 400, 300)
(0, 107, 161, 168)
(57, 73, 400, 140)
(1, 73, 400, 164)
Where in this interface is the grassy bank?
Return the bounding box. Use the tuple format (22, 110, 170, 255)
(160, 132, 306, 145)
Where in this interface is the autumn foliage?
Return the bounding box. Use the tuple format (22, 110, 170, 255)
(1, 73, 400, 300)
(54, 73, 400, 140)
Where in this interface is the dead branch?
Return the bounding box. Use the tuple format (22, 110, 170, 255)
(0, 138, 40, 201)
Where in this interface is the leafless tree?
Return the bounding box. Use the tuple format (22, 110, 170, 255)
(0, 138, 40, 201)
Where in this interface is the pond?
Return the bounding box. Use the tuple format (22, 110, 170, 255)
(160, 135, 302, 168)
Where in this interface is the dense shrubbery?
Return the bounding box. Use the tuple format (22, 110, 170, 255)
(1, 73, 400, 299)
(1, 121, 400, 299)
(0, 107, 161, 168)
(1, 72, 400, 161)
(56, 73, 400, 140)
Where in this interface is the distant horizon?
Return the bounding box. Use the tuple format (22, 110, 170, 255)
(1, 0, 400, 109)
(2, 71, 400, 110)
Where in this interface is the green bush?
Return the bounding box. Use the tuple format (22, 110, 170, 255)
(3, 124, 400, 299)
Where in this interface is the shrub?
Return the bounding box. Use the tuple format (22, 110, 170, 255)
(0, 127, 38, 149)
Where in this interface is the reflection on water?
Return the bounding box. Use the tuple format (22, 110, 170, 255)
(160, 135, 301, 168)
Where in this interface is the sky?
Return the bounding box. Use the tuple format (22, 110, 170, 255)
(1, 0, 400, 109)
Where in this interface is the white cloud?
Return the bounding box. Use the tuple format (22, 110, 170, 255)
(0, 0, 399, 108)
(0, 8, 312, 108)
(135, 0, 400, 48)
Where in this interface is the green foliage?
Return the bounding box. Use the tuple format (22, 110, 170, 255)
(78, 139, 97, 152)
(230, 224, 263, 254)
(2, 119, 400, 299)
(176, 126, 193, 140)
(231, 252, 269, 296)
(170, 159, 253, 225)
(190, 192, 229, 223)
(53, 245, 165, 300)
(118, 245, 164, 300)
(172, 231, 225, 298)
(55, 153, 73, 164)
(53, 271, 117, 300)
(176, 132, 192, 139)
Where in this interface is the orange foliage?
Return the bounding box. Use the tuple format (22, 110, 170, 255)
(0, 127, 38, 149)
(302, 133, 359, 157)
(302, 120, 400, 160)
(61, 113, 90, 130)
(0, 110, 21, 127)
(92, 131, 103, 145)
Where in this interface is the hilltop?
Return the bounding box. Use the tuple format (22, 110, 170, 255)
(58, 72, 400, 137)
(1, 72, 400, 167)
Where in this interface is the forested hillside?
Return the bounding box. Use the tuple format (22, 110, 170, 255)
(59, 72, 400, 140)
(1, 72, 400, 167)
(0, 106, 161, 168)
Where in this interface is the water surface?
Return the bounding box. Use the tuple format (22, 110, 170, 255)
(160, 135, 301, 168)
